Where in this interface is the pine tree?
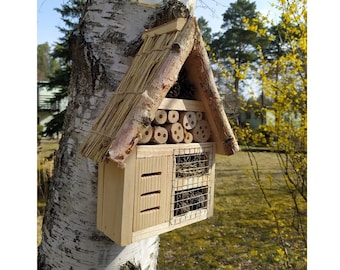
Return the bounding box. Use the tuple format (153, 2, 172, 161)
(209, 0, 264, 125)
(42, 0, 86, 137)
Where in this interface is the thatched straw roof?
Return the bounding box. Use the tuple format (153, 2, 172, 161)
(80, 17, 239, 167)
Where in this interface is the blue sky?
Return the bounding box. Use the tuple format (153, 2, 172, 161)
(37, 0, 277, 46)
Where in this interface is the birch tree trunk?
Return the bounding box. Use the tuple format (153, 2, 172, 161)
(38, 0, 196, 269)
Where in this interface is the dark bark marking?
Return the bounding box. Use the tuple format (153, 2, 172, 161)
(120, 261, 141, 270)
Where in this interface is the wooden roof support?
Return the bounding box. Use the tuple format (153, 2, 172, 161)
(183, 32, 239, 156)
(107, 18, 197, 167)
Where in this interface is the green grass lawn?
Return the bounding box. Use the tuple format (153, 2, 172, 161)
(157, 152, 307, 270)
(37, 144, 306, 269)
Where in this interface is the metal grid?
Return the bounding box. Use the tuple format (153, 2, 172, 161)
(170, 145, 213, 222)
(175, 152, 210, 178)
(174, 186, 208, 216)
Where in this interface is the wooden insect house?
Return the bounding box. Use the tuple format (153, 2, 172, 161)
(80, 17, 239, 246)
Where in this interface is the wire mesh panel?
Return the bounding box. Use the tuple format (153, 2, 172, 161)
(175, 152, 209, 178)
(170, 144, 214, 224)
(174, 186, 208, 216)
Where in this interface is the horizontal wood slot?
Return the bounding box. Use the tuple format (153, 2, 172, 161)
(135, 207, 161, 230)
(140, 206, 160, 213)
(141, 190, 161, 197)
(141, 172, 161, 177)
(139, 192, 161, 211)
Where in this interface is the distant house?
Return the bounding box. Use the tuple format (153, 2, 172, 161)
(37, 81, 68, 137)
(239, 107, 302, 129)
(239, 108, 266, 129)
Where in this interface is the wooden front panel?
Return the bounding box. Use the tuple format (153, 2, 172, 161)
(98, 161, 126, 243)
(170, 143, 215, 222)
(97, 149, 136, 246)
(133, 155, 172, 231)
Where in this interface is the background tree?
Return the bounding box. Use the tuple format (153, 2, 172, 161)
(197, 16, 212, 44)
(235, 0, 307, 267)
(37, 43, 58, 81)
(209, 0, 264, 125)
(41, 0, 86, 138)
(38, 1, 196, 269)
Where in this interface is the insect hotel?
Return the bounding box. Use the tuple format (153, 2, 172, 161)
(80, 17, 239, 246)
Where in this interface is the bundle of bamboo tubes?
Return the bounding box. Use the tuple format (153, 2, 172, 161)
(138, 109, 211, 144)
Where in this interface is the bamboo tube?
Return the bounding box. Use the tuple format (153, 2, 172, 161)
(196, 111, 203, 121)
(179, 111, 197, 130)
(153, 109, 167, 125)
(191, 120, 211, 143)
(183, 129, 193, 144)
(152, 126, 168, 144)
(165, 122, 184, 143)
(138, 125, 154, 144)
(167, 110, 179, 123)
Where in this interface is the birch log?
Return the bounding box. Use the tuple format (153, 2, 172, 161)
(179, 111, 197, 130)
(166, 122, 184, 143)
(183, 129, 193, 143)
(167, 110, 180, 123)
(191, 120, 211, 143)
(152, 126, 168, 144)
(138, 125, 154, 144)
(196, 111, 203, 121)
(153, 109, 167, 125)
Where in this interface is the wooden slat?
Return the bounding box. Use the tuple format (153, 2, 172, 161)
(96, 162, 105, 231)
(100, 160, 125, 243)
(97, 149, 137, 246)
(134, 155, 171, 231)
(158, 97, 205, 112)
(136, 142, 213, 158)
(132, 209, 209, 243)
(142, 18, 187, 39)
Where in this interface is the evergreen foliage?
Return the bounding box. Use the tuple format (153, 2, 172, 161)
(41, 0, 86, 137)
(197, 17, 212, 44)
(207, 0, 265, 125)
(37, 43, 59, 81)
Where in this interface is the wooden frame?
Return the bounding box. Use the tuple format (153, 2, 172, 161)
(80, 17, 239, 247)
(97, 142, 215, 246)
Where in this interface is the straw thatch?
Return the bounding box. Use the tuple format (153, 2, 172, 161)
(80, 17, 239, 167)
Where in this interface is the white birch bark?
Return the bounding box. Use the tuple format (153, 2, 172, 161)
(38, 0, 196, 269)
